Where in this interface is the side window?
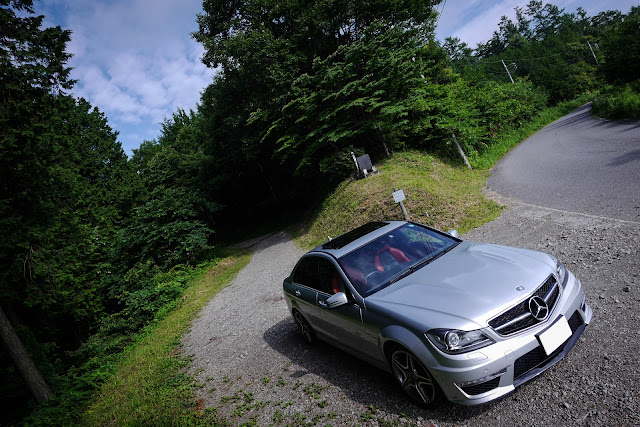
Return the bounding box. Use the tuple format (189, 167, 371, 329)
(293, 257, 318, 289)
(317, 258, 345, 295)
(293, 256, 348, 296)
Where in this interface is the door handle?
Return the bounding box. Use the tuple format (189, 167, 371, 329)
(295, 290, 301, 297)
(318, 300, 327, 308)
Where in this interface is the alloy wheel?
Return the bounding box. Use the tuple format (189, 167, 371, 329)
(391, 349, 437, 405)
(293, 311, 315, 344)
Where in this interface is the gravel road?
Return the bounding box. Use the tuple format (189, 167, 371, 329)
(182, 201, 640, 426)
(182, 104, 639, 427)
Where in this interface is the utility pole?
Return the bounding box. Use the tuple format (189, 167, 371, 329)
(502, 60, 514, 84)
(587, 41, 598, 64)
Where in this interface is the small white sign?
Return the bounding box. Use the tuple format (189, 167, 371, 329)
(392, 189, 406, 203)
(538, 316, 572, 356)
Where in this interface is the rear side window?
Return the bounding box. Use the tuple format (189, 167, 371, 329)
(293, 257, 317, 289)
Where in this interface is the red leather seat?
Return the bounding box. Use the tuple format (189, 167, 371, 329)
(374, 245, 410, 271)
(330, 271, 341, 294)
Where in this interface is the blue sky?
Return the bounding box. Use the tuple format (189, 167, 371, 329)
(33, 0, 638, 156)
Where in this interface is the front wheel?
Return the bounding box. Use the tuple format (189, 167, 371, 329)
(293, 310, 315, 344)
(390, 348, 439, 405)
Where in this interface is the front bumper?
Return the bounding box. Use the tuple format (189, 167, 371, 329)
(413, 272, 591, 405)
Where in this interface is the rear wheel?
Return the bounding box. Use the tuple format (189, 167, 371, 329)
(390, 348, 439, 405)
(293, 310, 315, 344)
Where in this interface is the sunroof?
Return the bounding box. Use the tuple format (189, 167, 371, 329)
(322, 222, 389, 250)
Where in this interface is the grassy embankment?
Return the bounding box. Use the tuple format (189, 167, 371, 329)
(77, 96, 591, 425)
(297, 95, 592, 248)
(80, 252, 250, 425)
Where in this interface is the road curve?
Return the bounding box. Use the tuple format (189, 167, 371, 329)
(488, 103, 640, 222)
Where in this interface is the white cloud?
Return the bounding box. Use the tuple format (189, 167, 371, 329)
(437, 0, 529, 48)
(35, 0, 214, 155)
(436, 0, 638, 48)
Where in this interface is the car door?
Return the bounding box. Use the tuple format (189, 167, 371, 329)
(288, 256, 324, 329)
(314, 257, 381, 363)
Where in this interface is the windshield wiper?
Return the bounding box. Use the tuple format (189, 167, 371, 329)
(410, 255, 435, 272)
(388, 255, 435, 285)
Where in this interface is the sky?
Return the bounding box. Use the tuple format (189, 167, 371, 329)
(33, 0, 638, 157)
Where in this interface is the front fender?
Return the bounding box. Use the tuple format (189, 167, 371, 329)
(379, 325, 439, 370)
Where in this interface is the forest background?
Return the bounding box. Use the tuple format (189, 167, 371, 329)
(1, 0, 639, 423)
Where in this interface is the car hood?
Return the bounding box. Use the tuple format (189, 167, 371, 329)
(365, 241, 556, 330)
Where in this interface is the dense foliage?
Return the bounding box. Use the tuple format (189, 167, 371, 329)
(2, 0, 639, 423)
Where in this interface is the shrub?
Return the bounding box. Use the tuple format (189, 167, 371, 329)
(591, 84, 640, 120)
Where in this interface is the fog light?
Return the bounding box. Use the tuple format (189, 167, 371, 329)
(457, 368, 507, 388)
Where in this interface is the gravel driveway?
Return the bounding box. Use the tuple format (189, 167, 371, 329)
(182, 201, 639, 426)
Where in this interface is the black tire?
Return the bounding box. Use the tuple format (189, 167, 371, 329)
(389, 347, 440, 405)
(292, 310, 315, 344)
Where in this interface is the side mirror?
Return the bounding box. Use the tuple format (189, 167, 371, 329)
(448, 229, 460, 239)
(326, 292, 348, 309)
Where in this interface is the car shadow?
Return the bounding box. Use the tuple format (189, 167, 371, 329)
(263, 318, 503, 422)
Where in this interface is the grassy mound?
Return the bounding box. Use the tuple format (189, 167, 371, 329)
(295, 150, 502, 249)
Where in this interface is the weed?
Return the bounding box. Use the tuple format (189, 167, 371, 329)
(303, 382, 326, 399)
(273, 410, 284, 424)
(312, 413, 326, 424)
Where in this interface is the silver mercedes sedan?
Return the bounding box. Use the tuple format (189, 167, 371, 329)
(283, 221, 592, 405)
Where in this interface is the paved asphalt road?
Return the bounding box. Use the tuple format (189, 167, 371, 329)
(488, 103, 640, 222)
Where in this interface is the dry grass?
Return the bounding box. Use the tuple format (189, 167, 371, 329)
(294, 150, 502, 249)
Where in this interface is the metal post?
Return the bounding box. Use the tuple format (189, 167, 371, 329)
(399, 200, 409, 221)
(393, 188, 409, 220)
(502, 60, 514, 84)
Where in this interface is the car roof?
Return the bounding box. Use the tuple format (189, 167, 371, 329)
(310, 220, 407, 258)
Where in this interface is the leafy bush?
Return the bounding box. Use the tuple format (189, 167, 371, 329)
(591, 84, 640, 120)
(422, 78, 548, 160)
(25, 255, 224, 424)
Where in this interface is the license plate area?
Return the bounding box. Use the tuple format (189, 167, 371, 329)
(537, 316, 572, 356)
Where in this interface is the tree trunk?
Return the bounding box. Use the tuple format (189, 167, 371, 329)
(0, 305, 52, 404)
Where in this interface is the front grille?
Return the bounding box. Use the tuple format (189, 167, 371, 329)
(489, 275, 561, 336)
(513, 310, 581, 380)
(460, 377, 501, 395)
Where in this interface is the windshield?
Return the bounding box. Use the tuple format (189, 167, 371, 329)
(338, 223, 459, 297)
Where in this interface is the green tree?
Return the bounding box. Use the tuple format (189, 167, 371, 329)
(599, 7, 640, 84)
(269, 24, 445, 177)
(193, 0, 440, 219)
(1, 0, 137, 412)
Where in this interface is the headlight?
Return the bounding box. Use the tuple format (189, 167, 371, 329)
(551, 256, 568, 287)
(426, 329, 494, 354)
(549, 255, 568, 287)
